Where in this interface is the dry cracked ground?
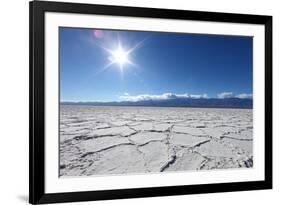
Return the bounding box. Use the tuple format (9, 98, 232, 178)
(59, 105, 253, 177)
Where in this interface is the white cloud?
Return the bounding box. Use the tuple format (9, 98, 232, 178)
(217, 92, 253, 99)
(119, 93, 208, 101)
(190, 94, 208, 99)
(217, 92, 234, 99)
(236, 93, 253, 99)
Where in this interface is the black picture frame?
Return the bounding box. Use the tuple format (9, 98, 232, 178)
(29, 0, 272, 204)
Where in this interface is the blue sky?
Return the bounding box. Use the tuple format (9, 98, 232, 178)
(60, 27, 253, 102)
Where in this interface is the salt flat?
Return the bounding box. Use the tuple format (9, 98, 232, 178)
(59, 105, 253, 176)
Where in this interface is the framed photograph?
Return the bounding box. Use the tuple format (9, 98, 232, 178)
(29, 0, 272, 204)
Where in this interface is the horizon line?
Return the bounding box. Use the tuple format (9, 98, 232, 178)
(60, 97, 253, 103)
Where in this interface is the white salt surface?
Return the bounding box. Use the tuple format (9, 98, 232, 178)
(59, 106, 253, 176)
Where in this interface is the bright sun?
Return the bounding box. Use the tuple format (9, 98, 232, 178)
(97, 36, 147, 76)
(112, 46, 129, 67)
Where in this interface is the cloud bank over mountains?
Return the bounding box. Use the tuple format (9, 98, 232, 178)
(62, 92, 253, 108)
(119, 92, 252, 102)
(119, 93, 208, 101)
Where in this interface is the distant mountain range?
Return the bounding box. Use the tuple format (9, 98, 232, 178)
(61, 98, 253, 109)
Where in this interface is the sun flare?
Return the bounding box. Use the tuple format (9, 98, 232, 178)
(95, 34, 148, 76)
(112, 46, 129, 68)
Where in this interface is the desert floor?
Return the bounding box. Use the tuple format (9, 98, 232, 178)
(59, 106, 253, 176)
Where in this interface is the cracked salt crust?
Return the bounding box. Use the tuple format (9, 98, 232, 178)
(59, 106, 253, 177)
